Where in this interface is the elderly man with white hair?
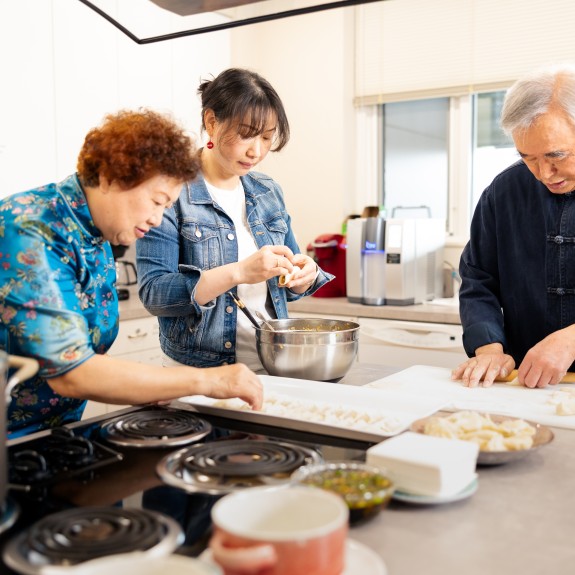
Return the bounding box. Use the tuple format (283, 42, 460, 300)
(453, 63, 575, 389)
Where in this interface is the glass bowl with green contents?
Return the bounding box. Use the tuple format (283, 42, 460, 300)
(291, 461, 395, 525)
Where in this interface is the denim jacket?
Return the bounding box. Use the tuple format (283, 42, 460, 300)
(136, 171, 334, 367)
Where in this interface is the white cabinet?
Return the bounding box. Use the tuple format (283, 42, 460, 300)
(108, 316, 162, 365)
(357, 318, 467, 370)
(83, 316, 162, 419)
(82, 400, 117, 420)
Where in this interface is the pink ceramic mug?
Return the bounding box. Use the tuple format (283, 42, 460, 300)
(209, 485, 349, 575)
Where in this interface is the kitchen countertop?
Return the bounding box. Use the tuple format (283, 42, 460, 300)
(16, 283, 563, 572)
(288, 296, 461, 324)
(117, 290, 569, 572)
(114, 284, 572, 572)
(119, 286, 461, 325)
(338, 363, 574, 575)
(93, 312, 570, 574)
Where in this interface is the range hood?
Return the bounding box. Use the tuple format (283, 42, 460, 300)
(77, 0, 383, 44)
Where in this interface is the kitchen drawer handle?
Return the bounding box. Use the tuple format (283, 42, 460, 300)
(127, 329, 148, 339)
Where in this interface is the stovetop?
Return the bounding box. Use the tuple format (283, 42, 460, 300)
(0, 403, 372, 575)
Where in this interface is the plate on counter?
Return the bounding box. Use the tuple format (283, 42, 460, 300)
(392, 477, 478, 505)
(410, 412, 554, 465)
(200, 539, 387, 575)
(178, 375, 447, 444)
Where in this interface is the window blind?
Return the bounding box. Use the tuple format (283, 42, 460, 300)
(355, 0, 575, 105)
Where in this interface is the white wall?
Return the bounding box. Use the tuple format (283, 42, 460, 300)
(0, 0, 230, 196)
(230, 9, 357, 248)
(0, 2, 354, 253)
(0, 3, 464, 269)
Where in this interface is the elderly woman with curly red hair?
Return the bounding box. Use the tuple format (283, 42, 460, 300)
(0, 109, 262, 438)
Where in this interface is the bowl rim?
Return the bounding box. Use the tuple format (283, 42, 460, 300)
(258, 318, 360, 333)
(290, 460, 395, 501)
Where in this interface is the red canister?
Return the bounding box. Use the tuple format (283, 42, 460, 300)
(307, 234, 347, 297)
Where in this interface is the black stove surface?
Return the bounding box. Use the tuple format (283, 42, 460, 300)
(1, 404, 372, 575)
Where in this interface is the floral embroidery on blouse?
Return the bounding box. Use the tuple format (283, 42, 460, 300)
(0, 175, 120, 437)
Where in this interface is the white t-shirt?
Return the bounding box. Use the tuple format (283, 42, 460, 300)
(206, 180, 272, 373)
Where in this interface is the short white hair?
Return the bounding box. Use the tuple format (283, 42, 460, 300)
(500, 63, 575, 136)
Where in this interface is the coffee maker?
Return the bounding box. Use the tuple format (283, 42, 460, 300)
(345, 217, 386, 305)
(111, 245, 138, 301)
(346, 217, 445, 306)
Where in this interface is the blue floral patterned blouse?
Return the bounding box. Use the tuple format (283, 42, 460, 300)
(0, 174, 119, 438)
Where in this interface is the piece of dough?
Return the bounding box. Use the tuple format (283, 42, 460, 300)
(556, 397, 575, 416)
(503, 435, 534, 450)
(422, 411, 535, 451)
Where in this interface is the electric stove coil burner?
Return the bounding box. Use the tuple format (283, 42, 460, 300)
(8, 428, 123, 488)
(2, 506, 184, 575)
(157, 439, 323, 495)
(184, 440, 309, 476)
(45, 428, 97, 468)
(10, 450, 50, 484)
(99, 408, 212, 448)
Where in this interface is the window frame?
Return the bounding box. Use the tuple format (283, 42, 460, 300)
(370, 92, 512, 250)
(447, 94, 473, 245)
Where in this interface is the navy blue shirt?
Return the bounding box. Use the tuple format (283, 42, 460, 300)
(459, 160, 575, 370)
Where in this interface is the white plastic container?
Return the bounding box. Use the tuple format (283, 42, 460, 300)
(366, 431, 479, 497)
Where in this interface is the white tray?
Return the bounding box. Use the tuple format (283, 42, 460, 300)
(178, 375, 447, 443)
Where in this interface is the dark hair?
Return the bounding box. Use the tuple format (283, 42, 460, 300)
(77, 108, 200, 188)
(198, 68, 290, 152)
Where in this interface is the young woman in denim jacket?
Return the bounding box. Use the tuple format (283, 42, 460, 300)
(137, 68, 333, 372)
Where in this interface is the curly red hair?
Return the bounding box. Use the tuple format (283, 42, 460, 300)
(77, 109, 199, 188)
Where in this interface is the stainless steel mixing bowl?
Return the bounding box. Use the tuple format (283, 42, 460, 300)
(256, 318, 360, 382)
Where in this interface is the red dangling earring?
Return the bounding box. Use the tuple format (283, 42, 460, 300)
(206, 141, 214, 149)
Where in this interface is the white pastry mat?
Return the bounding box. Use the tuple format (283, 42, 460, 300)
(365, 365, 575, 430)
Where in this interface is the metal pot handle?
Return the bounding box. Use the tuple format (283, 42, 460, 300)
(5, 355, 39, 403)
